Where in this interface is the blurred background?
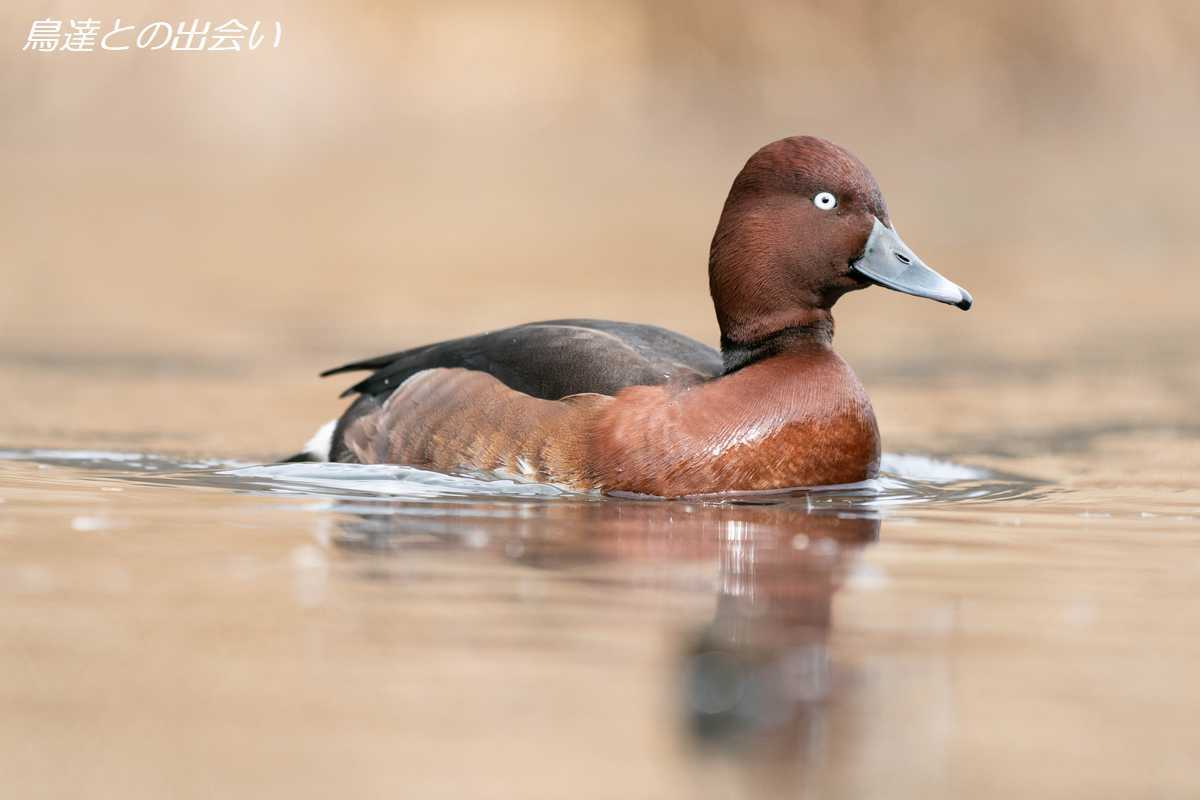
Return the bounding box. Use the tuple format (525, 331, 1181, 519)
(6, 5, 1200, 799)
(3, 0, 1198, 454)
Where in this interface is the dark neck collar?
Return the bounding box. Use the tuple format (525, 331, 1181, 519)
(720, 319, 834, 374)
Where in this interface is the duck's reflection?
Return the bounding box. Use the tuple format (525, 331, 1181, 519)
(684, 511, 875, 755)
(331, 496, 878, 766)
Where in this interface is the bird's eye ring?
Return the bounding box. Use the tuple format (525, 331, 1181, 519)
(813, 191, 837, 210)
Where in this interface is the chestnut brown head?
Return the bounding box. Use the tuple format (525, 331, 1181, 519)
(709, 136, 971, 347)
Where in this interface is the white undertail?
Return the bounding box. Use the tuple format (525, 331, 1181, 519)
(302, 419, 337, 461)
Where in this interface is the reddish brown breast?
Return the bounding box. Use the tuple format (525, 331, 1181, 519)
(586, 345, 879, 496)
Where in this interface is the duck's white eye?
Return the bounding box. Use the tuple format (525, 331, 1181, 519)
(813, 191, 838, 210)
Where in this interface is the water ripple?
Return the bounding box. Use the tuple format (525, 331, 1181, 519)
(0, 448, 1046, 510)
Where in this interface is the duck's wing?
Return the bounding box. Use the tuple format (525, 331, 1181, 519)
(322, 319, 722, 401)
(317, 319, 721, 464)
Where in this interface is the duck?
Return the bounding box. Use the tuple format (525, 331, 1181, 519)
(291, 136, 972, 497)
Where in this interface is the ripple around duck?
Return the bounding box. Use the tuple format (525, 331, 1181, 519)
(0, 448, 1049, 511)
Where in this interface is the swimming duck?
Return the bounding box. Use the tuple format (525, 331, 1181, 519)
(294, 136, 971, 497)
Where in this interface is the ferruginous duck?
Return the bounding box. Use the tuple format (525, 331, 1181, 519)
(292, 136, 972, 497)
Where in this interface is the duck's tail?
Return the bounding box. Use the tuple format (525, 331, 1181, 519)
(278, 419, 337, 464)
(279, 451, 320, 463)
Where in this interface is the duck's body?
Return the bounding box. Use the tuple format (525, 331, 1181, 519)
(321, 321, 877, 495)
(297, 136, 971, 497)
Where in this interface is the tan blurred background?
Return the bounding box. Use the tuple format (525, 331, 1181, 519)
(3, 1, 1198, 457)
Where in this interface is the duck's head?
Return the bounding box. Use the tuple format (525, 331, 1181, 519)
(709, 136, 971, 348)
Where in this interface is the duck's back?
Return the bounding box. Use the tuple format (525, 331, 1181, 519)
(320, 319, 722, 462)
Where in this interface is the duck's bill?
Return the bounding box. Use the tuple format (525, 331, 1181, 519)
(852, 217, 973, 310)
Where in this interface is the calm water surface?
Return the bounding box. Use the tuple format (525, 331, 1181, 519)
(2, 399, 1199, 798)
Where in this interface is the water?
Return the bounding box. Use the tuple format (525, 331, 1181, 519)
(3, 430, 1198, 799)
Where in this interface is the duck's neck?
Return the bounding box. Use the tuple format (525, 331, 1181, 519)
(720, 315, 834, 375)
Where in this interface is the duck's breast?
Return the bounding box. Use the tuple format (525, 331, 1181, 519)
(588, 348, 880, 496)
